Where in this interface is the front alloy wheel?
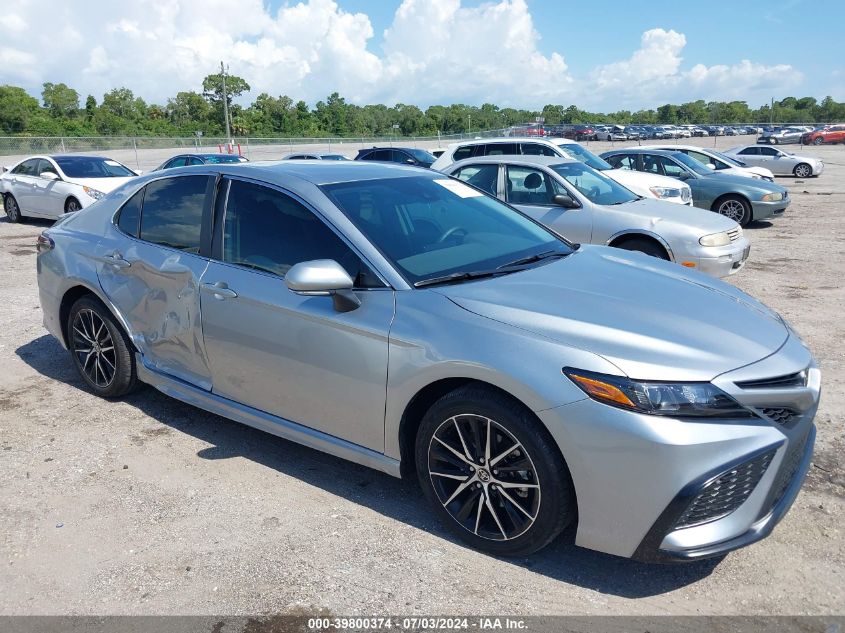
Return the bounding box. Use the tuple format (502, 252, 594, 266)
(428, 415, 541, 541)
(716, 196, 751, 226)
(416, 386, 575, 556)
(793, 163, 812, 178)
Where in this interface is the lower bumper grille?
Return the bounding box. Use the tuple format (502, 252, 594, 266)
(761, 407, 800, 427)
(675, 449, 776, 529)
(770, 432, 809, 509)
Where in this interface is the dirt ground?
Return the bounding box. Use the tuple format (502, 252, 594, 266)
(0, 138, 843, 616)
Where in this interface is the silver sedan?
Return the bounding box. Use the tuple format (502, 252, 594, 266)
(443, 156, 750, 277)
(724, 145, 825, 178)
(35, 161, 818, 562)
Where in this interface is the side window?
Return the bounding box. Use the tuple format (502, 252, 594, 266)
(759, 147, 778, 156)
(167, 157, 187, 168)
(12, 159, 39, 176)
(641, 155, 663, 174)
(520, 143, 557, 156)
(481, 143, 518, 156)
(656, 157, 686, 178)
(391, 150, 412, 164)
(738, 147, 758, 156)
(452, 146, 474, 161)
(453, 164, 499, 196)
(116, 188, 144, 237)
(606, 154, 636, 170)
(139, 176, 207, 252)
(36, 159, 59, 177)
(186, 157, 204, 166)
(222, 180, 372, 284)
(506, 166, 554, 205)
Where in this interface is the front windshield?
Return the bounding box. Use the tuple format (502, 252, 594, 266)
(408, 148, 436, 165)
(550, 162, 638, 206)
(321, 176, 571, 285)
(710, 150, 744, 167)
(55, 157, 135, 178)
(552, 142, 613, 171)
(670, 152, 711, 176)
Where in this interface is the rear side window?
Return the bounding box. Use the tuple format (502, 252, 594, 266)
(453, 164, 499, 196)
(453, 146, 474, 161)
(520, 143, 557, 156)
(166, 157, 187, 168)
(606, 154, 636, 170)
(116, 188, 144, 237)
(12, 159, 38, 175)
(139, 176, 207, 252)
(480, 143, 518, 156)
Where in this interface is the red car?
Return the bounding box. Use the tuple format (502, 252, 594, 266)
(802, 124, 845, 145)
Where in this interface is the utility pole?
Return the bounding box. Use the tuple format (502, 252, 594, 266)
(468, 114, 471, 134)
(221, 61, 232, 145)
(770, 97, 774, 126)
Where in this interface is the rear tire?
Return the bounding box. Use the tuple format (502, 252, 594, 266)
(67, 296, 138, 398)
(615, 237, 670, 260)
(415, 385, 575, 557)
(4, 194, 23, 223)
(771, 138, 779, 145)
(793, 163, 812, 178)
(714, 195, 752, 227)
(813, 137, 824, 145)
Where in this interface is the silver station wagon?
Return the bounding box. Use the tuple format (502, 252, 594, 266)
(35, 161, 819, 561)
(441, 156, 750, 277)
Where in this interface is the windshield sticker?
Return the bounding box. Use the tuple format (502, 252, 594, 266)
(433, 179, 483, 198)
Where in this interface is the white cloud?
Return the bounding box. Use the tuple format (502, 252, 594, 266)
(0, 1, 804, 111)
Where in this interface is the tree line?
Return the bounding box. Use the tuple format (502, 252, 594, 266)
(1, 73, 843, 138)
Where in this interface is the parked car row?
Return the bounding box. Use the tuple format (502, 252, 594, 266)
(505, 123, 771, 140)
(29, 153, 820, 563)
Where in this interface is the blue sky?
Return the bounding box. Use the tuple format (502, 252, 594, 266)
(3, 0, 844, 110)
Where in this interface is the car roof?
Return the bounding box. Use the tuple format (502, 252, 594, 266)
(446, 137, 574, 149)
(359, 146, 426, 152)
(602, 148, 684, 157)
(141, 160, 432, 187)
(640, 144, 716, 153)
(446, 156, 579, 169)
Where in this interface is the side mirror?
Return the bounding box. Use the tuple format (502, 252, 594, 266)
(405, 158, 416, 165)
(285, 259, 360, 312)
(552, 194, 580, 209)
(675, 172, 690, 180)
(40, 171, 60, 181)
(706, 163, 716, 170)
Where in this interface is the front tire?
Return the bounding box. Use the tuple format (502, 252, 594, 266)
(813, 137, 824, 145)
(65, 197, 81, 213)
(415, 385, 575, 557)
(771, 138, 779, 145)
(67, 296, 138, 398)
(714, 195, 752, 227)
(793, 163, 812, 178)
(4, 194, 23, 223)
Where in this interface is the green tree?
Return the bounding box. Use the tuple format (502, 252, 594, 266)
(85, 95, 97, 120)
(42, 82, 80, 118)
(0, 85, 40, 132)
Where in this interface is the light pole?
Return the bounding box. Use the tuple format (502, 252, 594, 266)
(220, 61, 232, 146)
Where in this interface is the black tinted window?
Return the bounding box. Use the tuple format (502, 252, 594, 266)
(759, 147, 778, 156)
(453, 146, 474, 161)
(37, 159, 58, 177)
(453, 165, 498, 196)
(738, 147, 758, 155)
(520, 143, 557, 156)
(222, 180, 370, 283)
(139, 176, 207, 252)
(481, 143, 518, 156)
(117, 188, 144, 237)
(390, 150, 411, 163)
(13, 159, 38, 175)
(167, 157, 187, 168)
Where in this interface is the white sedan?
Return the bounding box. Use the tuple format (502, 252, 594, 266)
(640, 145, 775, 181)
(1, 155, 138, 222)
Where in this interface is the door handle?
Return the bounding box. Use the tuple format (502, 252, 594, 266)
(101, 253, 131, 268)
(202, 282, 238, 300)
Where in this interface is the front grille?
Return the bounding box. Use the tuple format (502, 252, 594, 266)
(675, 450, 775, 529)
(736, 370, 807, 389)
(727, 228, 742, 242)
(761, 407, 800, 427)
(769, 432, 809, 509)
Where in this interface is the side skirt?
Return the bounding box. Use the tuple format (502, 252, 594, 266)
(136, 354, 402, 478)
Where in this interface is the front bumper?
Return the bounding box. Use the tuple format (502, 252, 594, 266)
(537, 336, 819, 561)
(751, 196, 790, 220)
(693, 241, 751, 277)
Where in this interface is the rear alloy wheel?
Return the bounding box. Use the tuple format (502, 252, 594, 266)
(616, 237, 669, 260)
(65, 197, 81, 213)
(68, 296, 138, 398)
(813, 137, 824, 145)
(4, 194, 22, 223)
(793, 163, 812, 178)
(715, 195, 751, 226)
(416, 386, 575, 557)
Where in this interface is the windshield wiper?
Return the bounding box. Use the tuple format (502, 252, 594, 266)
(414, 269, 512, 288)
(497, 249, 572, 269)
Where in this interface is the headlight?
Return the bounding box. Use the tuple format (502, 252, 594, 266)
(83, 186, 105, 200)
(761, 192, 783, 202)
(563, 368, 755, 418)
(649, 186, 681, 199)
(699, 231, 732, 247)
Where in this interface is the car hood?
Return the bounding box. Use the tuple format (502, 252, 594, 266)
(434, 246, 787, 382)
(67, 176, 137, 193)
(705, 171, 787, 192)
(610, 198, 738, 232)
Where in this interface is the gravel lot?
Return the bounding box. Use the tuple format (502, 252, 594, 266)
(0, 138, 843, 616)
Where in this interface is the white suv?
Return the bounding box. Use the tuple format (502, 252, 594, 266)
(431, 137, 692, 205)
